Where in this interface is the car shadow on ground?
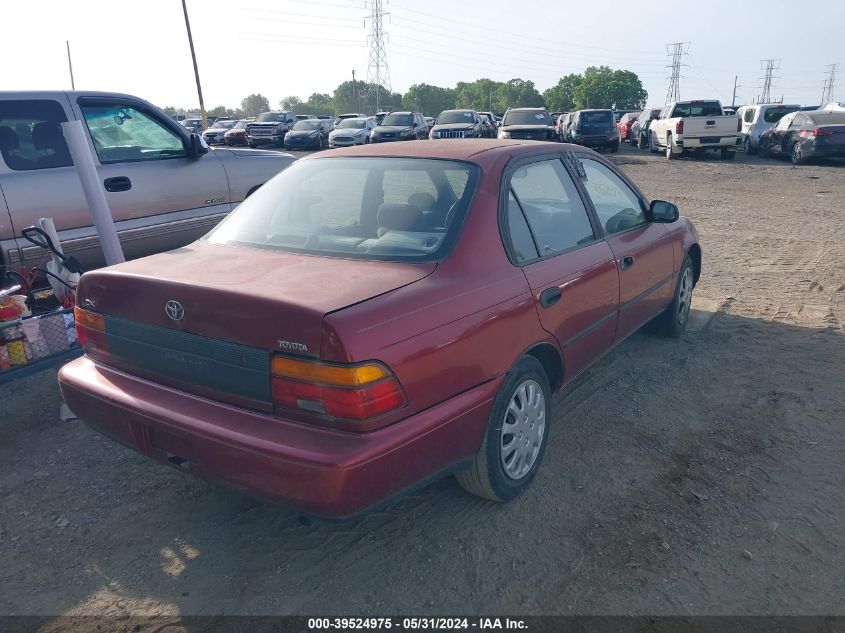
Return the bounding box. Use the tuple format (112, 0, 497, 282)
(1, 308, 843, 621)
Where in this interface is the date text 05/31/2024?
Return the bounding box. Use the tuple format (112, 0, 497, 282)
(307, 618, 528, 630)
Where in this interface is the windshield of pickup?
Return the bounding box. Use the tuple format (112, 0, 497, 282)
(438, 111, 474, 124)
(671, 102, 723, 117)
(257, 112, 286, 122)
(504, 110, 553, 126)
(207, 157, 479, 262)
(292, 120, 323, 131)
(337, 119, 367, 129)
(381, 113, 413, 126)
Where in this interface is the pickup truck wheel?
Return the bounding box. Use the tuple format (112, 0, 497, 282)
(649, 132, 659, 153)
(721, 148, 736, 160)
(791, 143, 805, 165)
(655, 255, 694, 338)
(455, 356, 550, 502)
(665, 135, 675, 160)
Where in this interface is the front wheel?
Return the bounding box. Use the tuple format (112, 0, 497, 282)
(758, 141, 768, 158)
(655, 255, 695, 338)
(744, 137, 755, 155)
(456, 356, 550, 501)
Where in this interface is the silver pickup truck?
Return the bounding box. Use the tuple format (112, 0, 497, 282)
(0, 91, 296, 272)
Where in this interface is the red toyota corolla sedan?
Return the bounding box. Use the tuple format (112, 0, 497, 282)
(59, 140, 701, 518)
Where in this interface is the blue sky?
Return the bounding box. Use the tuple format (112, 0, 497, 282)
(3, 0, 842, 111)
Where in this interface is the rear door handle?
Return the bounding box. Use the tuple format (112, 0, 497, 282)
(104, 176, 132, 192)
(619, 255, 635, 270)
(539, 287, 562, 308)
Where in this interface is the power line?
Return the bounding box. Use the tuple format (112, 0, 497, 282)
(758, 59, 780, 104)
(821, 64, 838, 105)
(665, 42, 689, 103)
(365, 0, 392, 113)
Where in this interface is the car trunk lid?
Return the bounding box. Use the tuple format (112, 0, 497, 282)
(77, 241, 435, 409)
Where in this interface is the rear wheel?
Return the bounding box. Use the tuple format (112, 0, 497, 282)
(456, 356, 550, 501)
(655, 255, 694, 338)
(665, 134, 675, 159)
(744, 137, 755, 155)
(758, 141, 768, 158)
(791, 143, 806, 165)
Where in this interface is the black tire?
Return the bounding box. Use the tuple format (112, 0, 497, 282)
(655, 255, 695, 338)
(665, 134, 675, 160)
(456, 356, 551, 502)
(611, 141, 619, 153)
(791, 143, 805, 165)
(649, 132, 659, 153)
(721, 148, 736, 160)
(758, 141, 768, 158)
(743, 137, 755, 156)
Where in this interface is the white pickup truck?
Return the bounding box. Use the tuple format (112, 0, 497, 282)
(648, 100, 742, 160)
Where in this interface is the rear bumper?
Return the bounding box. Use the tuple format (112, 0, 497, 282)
(677, 135, 741, 149)
(58, 357, 498, 518)
(572, 136, 617, 148)
(804, 143, 845, 159)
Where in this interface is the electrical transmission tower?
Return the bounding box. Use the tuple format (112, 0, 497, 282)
(821, 64, 838, 105)
(365, 0, 392, 114)
(758, 59, 780, 104)
(665, 42, 689, 104)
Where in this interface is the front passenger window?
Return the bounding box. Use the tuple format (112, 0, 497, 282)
(81, 104, 186, 163)
(580, 159, 646, 235)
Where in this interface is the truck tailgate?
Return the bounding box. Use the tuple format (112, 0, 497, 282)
(682, 115, 739, 137)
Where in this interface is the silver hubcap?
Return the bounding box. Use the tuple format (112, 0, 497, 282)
(500, 379, 545, 480)
(666, 140, 672, 158)
(678, 267, 693, 323)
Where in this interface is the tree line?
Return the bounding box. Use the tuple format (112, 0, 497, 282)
(164, 66, 647, 119)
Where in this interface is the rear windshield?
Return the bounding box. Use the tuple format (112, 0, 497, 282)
(806, 113, 845, 126)
(504, 110, 552, 126)
(381, 113, 413, 126)
(257, 112, 285, 122)
(207, 158, 479, 262)
(438, 111, 474, 124)
(671, 102, 723, 117)
(579, 111, 613, 128)
(763, 107, 800, 123)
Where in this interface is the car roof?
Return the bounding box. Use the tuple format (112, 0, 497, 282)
(308, 139, 581, 166)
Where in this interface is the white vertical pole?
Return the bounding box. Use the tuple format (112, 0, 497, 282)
(60, 120, 125, 265)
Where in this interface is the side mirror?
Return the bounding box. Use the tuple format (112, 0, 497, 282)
(650, 199, 679, 223)
(188, 132, 209, 158)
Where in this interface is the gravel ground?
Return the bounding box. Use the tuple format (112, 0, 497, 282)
(1, 143, 843, 620)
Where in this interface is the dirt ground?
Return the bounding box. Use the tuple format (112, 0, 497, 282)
(1, 143, 843, 619)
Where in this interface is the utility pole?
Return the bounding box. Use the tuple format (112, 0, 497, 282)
(365, 0, 392, 114)
(758, 59, 780, 105)
(731, 75, 738, 107)
(66, 41, 75, 90)
(351, 69, 356, 112)
(821, 63, 838, 105)
(181, 0, 207, 130)
(665, 42, 689, 104)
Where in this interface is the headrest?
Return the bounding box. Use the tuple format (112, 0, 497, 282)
(407, 192, 436, 211)
(377, 203, 423, 232)
(0, 126, 19, 151)
(32, 121, 66, 151)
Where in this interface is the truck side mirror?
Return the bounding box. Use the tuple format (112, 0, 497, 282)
(188, 133, 209, 158)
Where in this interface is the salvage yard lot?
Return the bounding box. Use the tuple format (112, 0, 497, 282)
(1, 145, 843, 618)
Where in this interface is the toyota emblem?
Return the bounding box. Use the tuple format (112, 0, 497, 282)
(165, 300, 185, 321)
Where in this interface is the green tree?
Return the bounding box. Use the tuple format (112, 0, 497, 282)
(495, 79, 544, 111)
(207, 105, 230, 118)
(404, 83, 456, 116)
(574, 66, 646, 110)
(333, 81, 392, 115)
(280, 95, 304, 110)
(543, 74, 583, 112)
(240, 93, 270, 117)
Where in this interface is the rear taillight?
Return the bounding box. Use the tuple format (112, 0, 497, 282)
(74, 305, 109, 356)
(811, 128, 833, 136)
(675, 119, 684, 134)
(271, 356, 405, 421)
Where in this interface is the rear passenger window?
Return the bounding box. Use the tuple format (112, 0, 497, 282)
(580, 158, 646, 235)
(0, 100, 72, 171)
(506, 191, 539, 263)
(509, 159, 595, 256)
